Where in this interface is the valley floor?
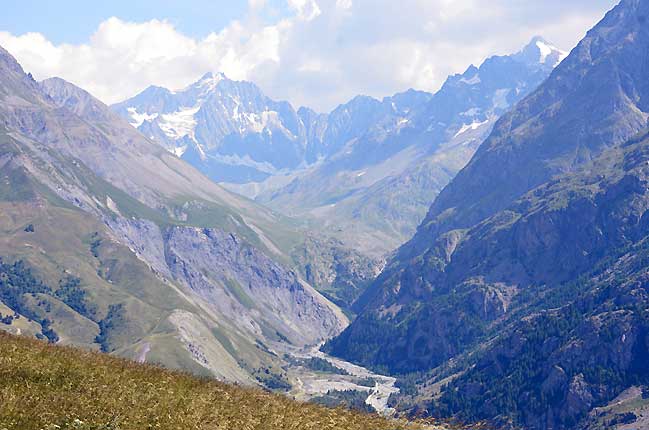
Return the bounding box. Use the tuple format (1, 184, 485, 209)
(280, 342, 399, 415)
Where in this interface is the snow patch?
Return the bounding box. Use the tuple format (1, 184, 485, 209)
(172, 145, 188, 158)
(536, 40, 568, 66)
(127, 107, 158, 128)
(196, 142, 207, 160)
(492, 88, 511, 110)
(460, 74, 481, 85)
(159, 105, 200, 140)
(454, 119, 490, 138)
(536, 40, 553, 64)
(461, 107, 482, 117)
(209, 153, 281, 174)
(235, 110, 294, 138)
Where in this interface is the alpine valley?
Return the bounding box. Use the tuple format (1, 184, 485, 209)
(0, 42, 380, 397)
(2, 1, 649, 429)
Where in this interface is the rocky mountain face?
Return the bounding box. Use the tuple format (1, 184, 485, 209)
(113, 73, 318, 183)
(0, 44, 369, 388)
(112, 71, 438, 187)
(326, 0, 649, 428)
(419, 129, 649, 429)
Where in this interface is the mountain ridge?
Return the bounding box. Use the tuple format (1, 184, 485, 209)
(410, 1, 649, 255)
(326, 1, 649, 428)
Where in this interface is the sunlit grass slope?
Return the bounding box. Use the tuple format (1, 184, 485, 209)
(0, 332, 437, 430)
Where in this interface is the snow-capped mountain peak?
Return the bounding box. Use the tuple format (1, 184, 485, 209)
(112, 71, 313, 183)
(190, 71, 227, 94)
(459, 65, 481, 85)
(516, 36, 567, 67)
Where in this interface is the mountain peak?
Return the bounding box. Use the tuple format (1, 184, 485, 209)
(138, 84, 174, 97)
(193, 71, 228, 91)
(40, 76, 89, 102)
(528, 35, 549, 45)
(40, 76, 120, 124)
(199, 71, 227, 81)
(0, 44, 26, 75)
(40, 76, 91, 98)
(515, 36, 567, 67)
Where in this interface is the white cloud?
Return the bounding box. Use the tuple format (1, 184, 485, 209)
(0, 15, 282, 106)
(288, 0, 322, 21)
(336, 0, 352, 10)
(0, 0, 618, 111)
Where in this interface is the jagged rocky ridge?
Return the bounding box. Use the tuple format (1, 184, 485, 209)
(326, 0, 649, 428)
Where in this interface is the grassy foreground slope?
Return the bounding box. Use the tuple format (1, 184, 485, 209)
(0, 332, 445, 430)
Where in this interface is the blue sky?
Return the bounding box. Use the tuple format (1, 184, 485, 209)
(0, 1, 290, 44)
(0, 0, 619, 110)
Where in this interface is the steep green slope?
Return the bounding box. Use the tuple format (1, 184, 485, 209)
(0, 133, 264, 381)
(0, 331, 446, 430)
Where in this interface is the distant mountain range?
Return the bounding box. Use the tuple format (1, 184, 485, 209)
(113, 37, 566, 255)
(326, 0, 649, 428)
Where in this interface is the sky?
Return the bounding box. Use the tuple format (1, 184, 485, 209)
(0, 0, 619, 112)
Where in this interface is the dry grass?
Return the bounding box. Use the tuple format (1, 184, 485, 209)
(0, 332, 440, 430)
